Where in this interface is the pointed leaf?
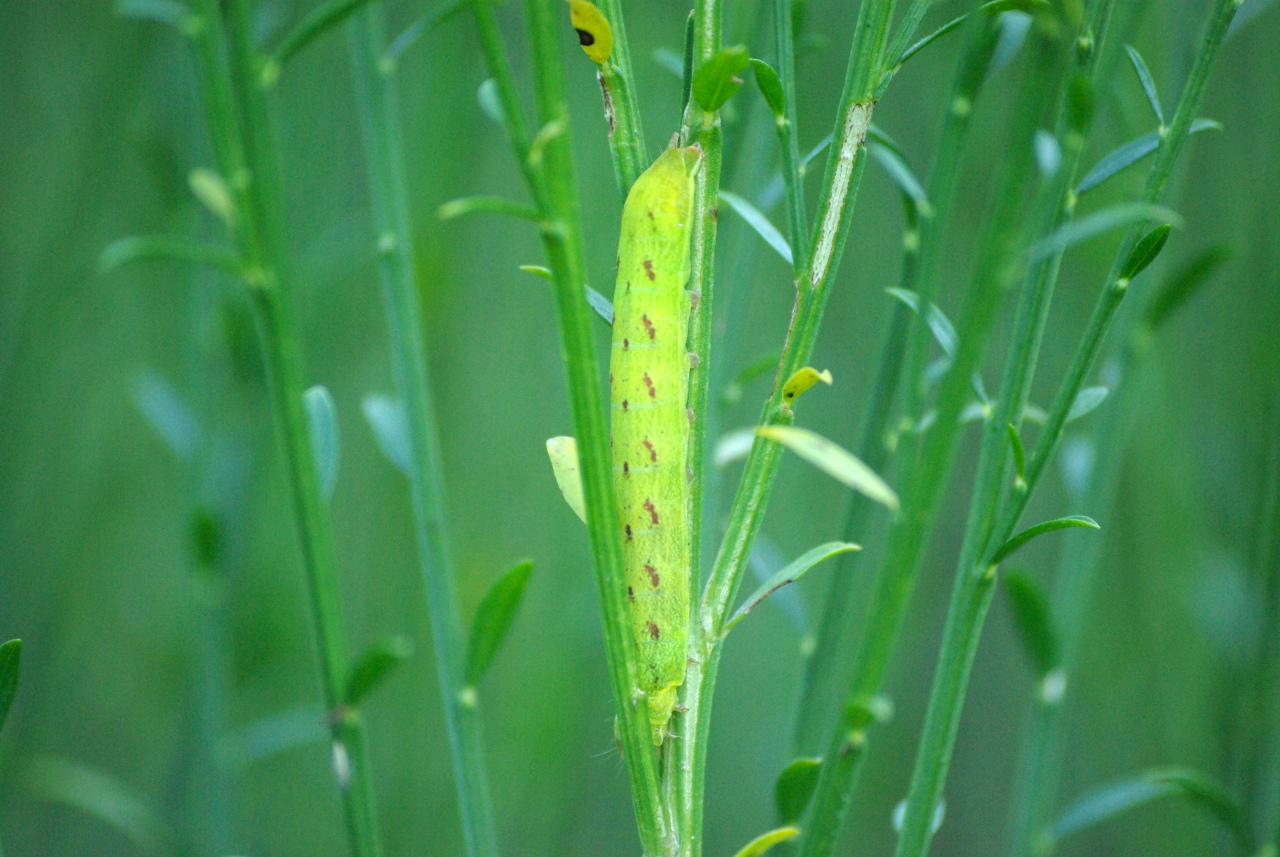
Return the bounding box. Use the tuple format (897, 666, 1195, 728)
(1052, 767, 1252, 851)
(720, 191, 792, 265)
(466, 560, 535, 686)
(1119, 223, 1172, 281)
(344, 636, 414, 707)
(1066, 386, 1109, 422)
(585, 285, 614, 326)
(1143, 244, 1234, 332)
(546, 437, 587, 523)
(692, 45, 750, 111)
(750, 58, 785, 118)
(775, 757, 822, 824)
(748, 533, 809, 633)
(133, 370, 202, 460)
(896, 0, 1050, 67)
(1003, 572, 1057, 676)
(0, 639, 21, 735)
(867, 144, 932, 215)
(27, 755, 176, 857)
(1077, 119, 1220, 195)
(1029, 203, 1183, 262)
(989, 10, 1033, 77)
(991, 516, 1100, 565)
(1007, 423, 1026, 482)
(362, 394, 412, 476)
(758, 426, 900, 510)
(99, 235, 240, 275)
(477, 79, 506, 127)
(801, 133, 833, 172)
(303, 385, 340, 501)
(1124, 45, 1164, 126)
(437, 196, 539, 221)
(217, 705, 327, 771)
(731, 826, 801, 857)
(724, 542, 859, 633)
(886, 288, 957, 357)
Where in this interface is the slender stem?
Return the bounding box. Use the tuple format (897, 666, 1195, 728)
(185, 2, 385, 855)
(346, 8, 499, 857)
(1000, 1, 1245, 850)
(773, 0, 809, 277)
(791, 13, 1004, 755)
(595, 0, 648, 195)
(672, 1, 904, 853)
(795, 18, 1064, 857)
(521, 0, 671, 850)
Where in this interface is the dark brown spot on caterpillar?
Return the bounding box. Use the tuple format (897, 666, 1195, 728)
(645, 564, 659, 587)
(627, 585, 634, 602)
(623, 461, 630, 477)
(643, 438, 656, 461)
(625, 524, 632, 541)
(643, 259, 656, 281)
(622, 399, 629, 411)
(646, 621, 660, 640)
(643, 499, 659, 525)
(623, 338, 629, 350)
(643, 373, 656, 398)
(641, 315, 656, 339)
(647, 211, 654, 220)
(576, 28, 594, 46)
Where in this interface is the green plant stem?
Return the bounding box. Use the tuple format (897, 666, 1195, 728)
(791, 14, 1004, 756)
(773, 0, 809, 277)
(346, 8, 498, 857)
(515, 0, 671, 851)
(596, 0, 648, 195)
(891, 6, 1113, 854)
(185, 2, 384, 855)
(671, 1, 903, 854)
(795, 20, 1064, 857)
(1001, 2, 1246, 849)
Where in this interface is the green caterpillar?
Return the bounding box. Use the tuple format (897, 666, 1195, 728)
(610, 143, 702, 745)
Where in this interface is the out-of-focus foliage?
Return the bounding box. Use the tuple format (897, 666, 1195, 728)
(0, 1, 1277, 856)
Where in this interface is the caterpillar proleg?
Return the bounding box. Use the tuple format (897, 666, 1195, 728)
(610, 143, 702, 744)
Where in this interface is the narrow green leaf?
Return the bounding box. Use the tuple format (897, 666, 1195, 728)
(723, 351, 782, 405)
(466, 560, 535, 686)
(437, 196, 539, 222)
(217, 705, 327, 771)
(991, 516, 1100, 565)
(343, 636, 413, 708)
(714, 428, 757, 469)
(0, 640, 21, 735)
(1143, 244, 1234, 332)
(546, 436, 586, 522)
(1077, 119, 1221, 195)
(1119, 223, 1172, 281)
(750, 58, 785, 117)
(132, 370, 202, 459)
(885, 288, 957, 357)
(113, 0, 190, 29)
(585, 286, 614, 326)
(100, 235, 240, 275)
(477, 79, 506, 128)
(896, 0, 1050, 67)
(730, 826, 801, 857)
(758, 426, 900, 510)
(867, 143, 932, 215)
(1052, 767, 1253, 851)
(680, 9, 695, 113)
(361, 394, 411, 476)
(802, 133, 833, 173)
(724, 542, 859, 633)
(1029, 203, 1183, 262)
(27, 755, 176, 857)
(1003, 572, 1057, 676)
(720, 191, 793, 265)
(1066, 386, 1109, 422)
(692, 45, 750, 111)
(775, 757, 823, 824)
(1007, 423, 1026, 482)
(267, 0, 377, 78)
(748, 533, 809, 634)
(384, 0, 469, 64)
(1124, 44, 1164, 126)
(303, 386, 340, 501)
(989, 10, 1033, 77)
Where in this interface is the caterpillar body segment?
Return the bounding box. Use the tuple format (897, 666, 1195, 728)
(610, 144, 702, 745)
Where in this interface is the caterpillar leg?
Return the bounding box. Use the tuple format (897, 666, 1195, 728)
(647, 684, 679, 745)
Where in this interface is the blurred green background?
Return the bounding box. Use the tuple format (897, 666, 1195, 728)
(1, 1, 1277, 855)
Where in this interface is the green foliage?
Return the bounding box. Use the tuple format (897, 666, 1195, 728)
(464, 560, 534, 687)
